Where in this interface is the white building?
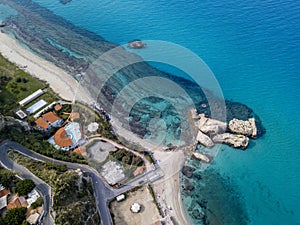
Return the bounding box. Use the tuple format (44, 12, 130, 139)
(131, 203, 141, 213)
(19, 89, 44, 106)
(116, 194, 125, 202)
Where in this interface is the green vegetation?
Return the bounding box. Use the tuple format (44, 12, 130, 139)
(8, 151, 101, 225)
(16, 179, 35, 196)
(0, 122, 86, 163)
(31, 197, 43, 209)
(2, 207, 27, 225)
(0, 167, 16, 189)
(0, 54, 58, 116)
(72, 102, 117, 140)
(110, 148, 143, 167)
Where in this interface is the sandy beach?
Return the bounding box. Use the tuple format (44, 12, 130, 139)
(0, 31, 190, 225)
(0, 32, 92, 104)
(153, 150, 191, 225)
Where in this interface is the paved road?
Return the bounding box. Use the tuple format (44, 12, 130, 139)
(0, 140, 164, 225)
(0, 141, 114, 225)
(87, 135, 154, 172)
(0, 143, 53, 225)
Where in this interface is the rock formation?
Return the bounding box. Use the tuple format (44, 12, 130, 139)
(195, 113, 227, 135)
(192, 152, 211, 163)
(228, 118, 257, 138)
(191, 110, 256, 152)
(212, 133, 249, 149)
(196, 131, 214, 148)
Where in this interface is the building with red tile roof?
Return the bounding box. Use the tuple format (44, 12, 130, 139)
(50, 122, 82, 151)
(42, 112, 61, 124)
(35, 117, 50, 131)
(35, 111, 63, 131)
(54, 128, 73, 147)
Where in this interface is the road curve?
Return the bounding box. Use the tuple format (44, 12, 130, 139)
(0, 143, 53, 225)
(0, 141, 114, 225)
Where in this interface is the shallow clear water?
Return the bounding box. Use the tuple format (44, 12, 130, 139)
(1, 0, 300, 224)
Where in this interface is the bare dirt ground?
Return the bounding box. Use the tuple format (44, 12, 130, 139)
(110, 185, 162, 225)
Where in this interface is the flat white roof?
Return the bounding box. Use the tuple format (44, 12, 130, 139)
(26, 99, 47, 114)
(19, 89, 44, 106)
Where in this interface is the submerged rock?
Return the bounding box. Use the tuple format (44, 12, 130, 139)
(182, 165, 195, 178)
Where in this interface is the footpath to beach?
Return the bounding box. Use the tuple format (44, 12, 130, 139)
(0, 32, 191, 225)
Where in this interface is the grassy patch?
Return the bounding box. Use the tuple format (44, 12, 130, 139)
(7, 151, 101, 225)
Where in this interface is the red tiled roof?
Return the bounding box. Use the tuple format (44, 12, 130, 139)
(43, 111, 61, 123)
(73, 146, 87, 156)
(54, 127, 73, 147)
(7, 198, 22, 210)
(35, 117, 49, 130)
(0, 189, 10, 198)
(54, 104, 62, 111)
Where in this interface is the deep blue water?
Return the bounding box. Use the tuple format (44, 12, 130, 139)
(2, 0, 300, 224)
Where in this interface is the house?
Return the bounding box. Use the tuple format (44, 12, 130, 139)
(35, 117, 50, 131)
(26, 189, 40, 208)
(42, 112, 63, 127)
(0, 188, 10, 210)
(7, 197, 28, 210)
(26, 212, 40, 225)
(49, 122, 82, 150)
(35, 111, 63, 131)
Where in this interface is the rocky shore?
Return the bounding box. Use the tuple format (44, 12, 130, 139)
(191, 109, 258, 154)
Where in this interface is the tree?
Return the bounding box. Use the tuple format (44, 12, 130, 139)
(0, 169, 15, 189)
(3, 207, 27, 225)
(16, 179, 35, 196)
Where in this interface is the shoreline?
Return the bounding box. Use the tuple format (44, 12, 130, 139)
(0, 32, 92, 104)
(0, 31, 191, 225)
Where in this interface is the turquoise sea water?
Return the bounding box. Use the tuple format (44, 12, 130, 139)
(1, 0, 300, 224)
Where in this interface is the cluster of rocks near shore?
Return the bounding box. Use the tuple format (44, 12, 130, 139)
(191, 109, 257, 150)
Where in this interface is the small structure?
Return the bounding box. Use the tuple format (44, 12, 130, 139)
(131, 203, 141, 213)
(116, 194, 125, 202)
(50, 122, 82, 150)
(26, 212, 40, 225)
(19, 89, 44, 106)
(54, 104, 62, 111)
(26, 189, 40, 208)
(87, 122, 99, 133)
(101, 161, 125, 186)
(26, 100, 47, 114)
(73, 146, 87, 156)
(16, 110, 27, 119)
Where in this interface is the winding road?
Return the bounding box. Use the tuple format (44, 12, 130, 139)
(0, 140, 163, 225)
